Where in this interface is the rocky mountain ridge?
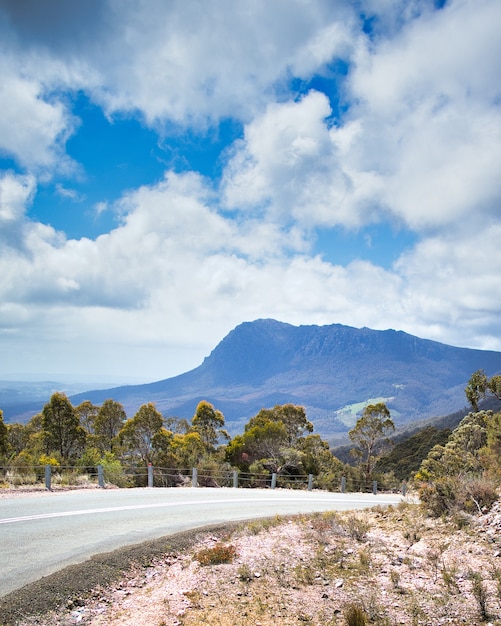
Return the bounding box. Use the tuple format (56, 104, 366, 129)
(5, 319, 501, 439)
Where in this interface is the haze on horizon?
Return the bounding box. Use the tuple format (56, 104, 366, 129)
(1, 0, 500, 385)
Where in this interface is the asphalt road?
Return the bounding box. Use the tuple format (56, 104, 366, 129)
(0, 487, 405, 597)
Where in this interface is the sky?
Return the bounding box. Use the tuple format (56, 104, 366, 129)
(0, 0, 500, 384)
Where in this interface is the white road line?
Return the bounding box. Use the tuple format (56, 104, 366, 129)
(0, 495, 354, 525)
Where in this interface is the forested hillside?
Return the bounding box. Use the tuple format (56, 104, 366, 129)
(1, 369, 500, 502)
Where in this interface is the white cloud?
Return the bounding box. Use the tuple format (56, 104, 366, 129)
(222, 91, 369, 228)
(0, 172, 35, 224)
(395, 223, 501, 348)
(345, 0, 501, 230)
(1, 0, 501, 381)
(84, 0, 356, 126)
(0, 67, 74, 172)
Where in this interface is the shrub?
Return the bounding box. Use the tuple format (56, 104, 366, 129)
(419, 476, 498, 517)
(100, 452, 130, 488)
(462, 477, 498, 513)
(469, 571, 489, 621)
(194, 543, 237, 566)
(345, 513, 369, 541)
(344, 603, 368, 626)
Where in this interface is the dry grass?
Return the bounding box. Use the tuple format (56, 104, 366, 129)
(12, 499, 501, 626)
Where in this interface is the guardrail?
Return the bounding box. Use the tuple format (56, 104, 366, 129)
(0, 465, 408, 495)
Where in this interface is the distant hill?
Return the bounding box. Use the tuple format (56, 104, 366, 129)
(5, 319, 501, 439)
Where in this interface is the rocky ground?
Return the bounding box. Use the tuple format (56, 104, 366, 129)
(3, 494, 501, 625)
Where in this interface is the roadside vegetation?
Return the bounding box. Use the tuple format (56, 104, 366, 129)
(0, 370, 501, 502)
(2, 370, 501, 624)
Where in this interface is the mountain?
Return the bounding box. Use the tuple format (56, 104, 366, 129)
(65, 319, 501, 438)
(5, 319, 501, 438)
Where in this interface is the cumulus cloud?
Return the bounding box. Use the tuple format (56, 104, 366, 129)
(81, 0, 356, 126)
(346, 0, 501, 230)
(1, 0, 500, 380)
(222, 90, 385, 229)
(0, 66, 75, 172)
(394, 223, 501, 348)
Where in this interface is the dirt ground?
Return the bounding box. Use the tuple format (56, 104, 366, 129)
(3, 490, 501, 626)
(0, 521, 241, 626)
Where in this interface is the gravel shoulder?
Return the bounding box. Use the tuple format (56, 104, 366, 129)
(3, 491, 501, 626)
(0, 521, 241, 626)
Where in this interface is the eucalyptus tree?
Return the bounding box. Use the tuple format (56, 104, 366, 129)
(94, 399, 127, 452)
(349, 402, 395, 482)
(465, 369, 501, 411)
(75, 400, 99, 435)
(119, 402, 170, 465)
(191, 401, 229, 453)
(0, 410, 7, 458)
(41, 393, 86, 462)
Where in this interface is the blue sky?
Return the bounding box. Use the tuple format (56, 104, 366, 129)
(0, 0, 500, 384)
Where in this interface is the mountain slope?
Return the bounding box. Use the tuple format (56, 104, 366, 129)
(66, 319, 501, 437)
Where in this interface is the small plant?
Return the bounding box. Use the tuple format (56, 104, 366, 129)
(358, 546, 372, 571)
(441, 562, 459, 592)
(490, 566, 501, 601)
(469, 570, 489, 621)
(344, 602, 368, 626)
(389, 569, 401, 589)
(244, 515, 283, 535)
(294, 563, 316, 586)
(345, 513, 369, 541)
(426, 544, 447, 583)
(237, 562, 253, 582)
(193, 542, 237, 566)
(403, 524, 422, 546)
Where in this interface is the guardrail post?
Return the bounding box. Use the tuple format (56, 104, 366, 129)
(97, 465, 104, 488)
(307, 474, 313, 491)
(45, 465, 52, 490)
(271, 473, 277, 489)
(233, 470, 238, 488)
(341, 476, 346, 493)
(192, 467, 198, 488)
(148, 464, 154, 488)
(372, 480, 378, 495)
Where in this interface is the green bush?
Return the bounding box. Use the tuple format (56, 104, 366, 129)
(100, 452, 131, 488)
(419, 476, 498, 517)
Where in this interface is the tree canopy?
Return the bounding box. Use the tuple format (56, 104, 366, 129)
(41, 392, 87, 461)
(191, 401, 228, 452)
(465, 369, 501, 411)
(349, 402, 395, 481)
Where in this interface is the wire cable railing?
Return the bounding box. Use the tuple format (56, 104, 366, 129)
(0, 464, 408, 495)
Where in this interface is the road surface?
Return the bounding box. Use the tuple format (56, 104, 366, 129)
(0, 487, 405, 597)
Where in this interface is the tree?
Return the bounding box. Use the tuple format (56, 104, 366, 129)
(349, 402, 395, 482)
(299, 434, 340, 474)
(7, 422, 30, 457)
(41, 393, 86, 461)
(242, 416, 287, 472)
(226, 404, 316, 476)
(248, 404, 313, 448)
(94, 399, 127, 452)
(479, 410, 501, 479)
(75, 400, 99, 435)
(465, 369, 501, 411)
(191, 401, 229, 452)
(169, 431, 205, 468)
(415, 411, 489, 482)
(119, 403, 165, 465)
